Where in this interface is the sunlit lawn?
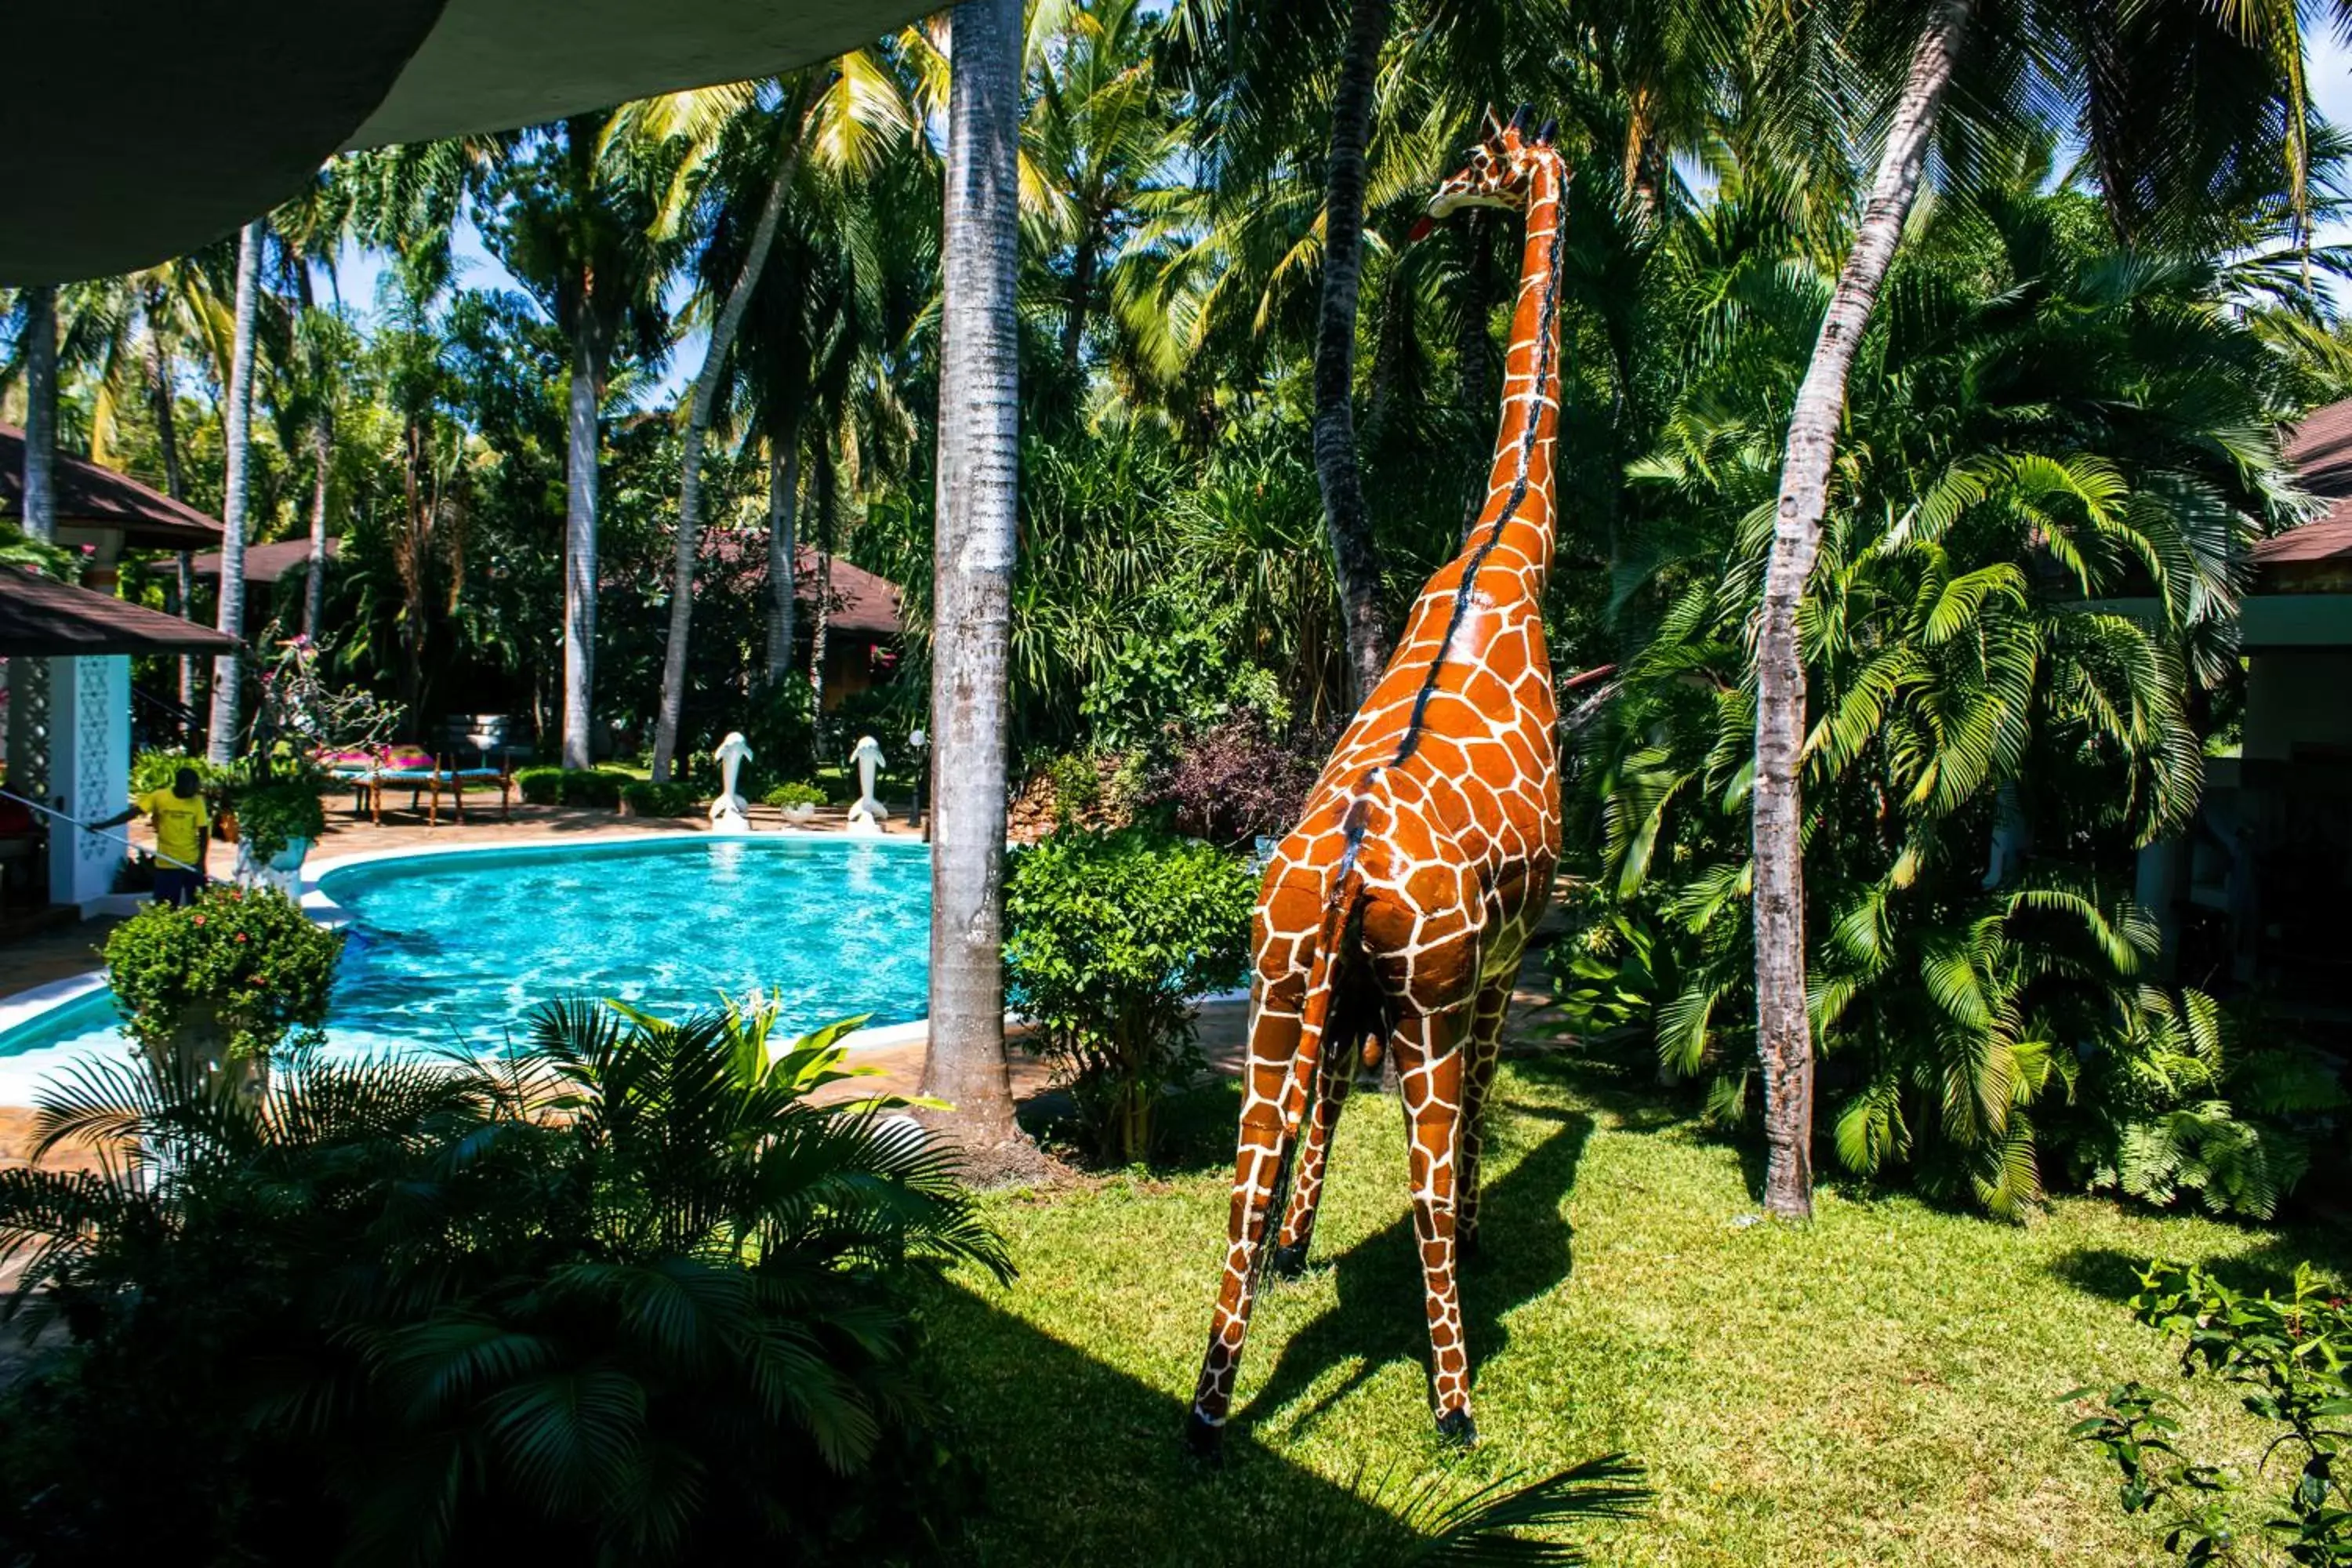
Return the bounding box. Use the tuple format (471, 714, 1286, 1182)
(926, 1044, 2351, 1566)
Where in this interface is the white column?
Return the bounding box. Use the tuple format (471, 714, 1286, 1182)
(46, 655, 131, 910)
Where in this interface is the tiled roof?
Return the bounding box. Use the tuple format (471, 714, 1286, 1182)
(0, 567, 241, 657)
(190, 536, 341, 584)
(697, 537, 904, 637)
(2272, 400, 2352, 569)
(0, 426, 223, 549)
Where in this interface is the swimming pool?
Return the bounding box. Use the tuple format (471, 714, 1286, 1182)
(0, 836, 933, 1102)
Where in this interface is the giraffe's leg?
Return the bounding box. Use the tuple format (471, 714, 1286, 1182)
(1269, 1023, 1356, 1277)
(1392, 1004, 1479, 1443)
(1187, 985, 1325, 1458)
(1457, 973, 1513, 1254)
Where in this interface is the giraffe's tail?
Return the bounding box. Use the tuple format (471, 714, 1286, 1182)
(1252, 811, 1372, 1286)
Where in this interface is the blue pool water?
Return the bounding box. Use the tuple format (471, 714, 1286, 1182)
(0, 837, 932, 1098)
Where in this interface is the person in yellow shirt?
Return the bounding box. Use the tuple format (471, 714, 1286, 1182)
(95, 766, 210, 906)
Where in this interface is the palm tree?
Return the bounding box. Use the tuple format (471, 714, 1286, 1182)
(919, 0, 1033, 1157)
(16, 283, 56, 544)
(645, 76, 822, 782)
(206, 220, 264, 764)
(1742, 0, 2352, 1219)
(644, 56, 916, 781)
(1310, 0, 1397, 707)
(484, 116, 676, 770)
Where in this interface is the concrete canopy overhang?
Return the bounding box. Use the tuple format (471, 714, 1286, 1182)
(0, 0, 931, 285)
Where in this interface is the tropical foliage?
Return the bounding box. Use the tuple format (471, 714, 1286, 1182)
(2069, 1258, 2352, 1566)
(0, 999, 1007, 1563)
(1003, 825, 1256, 1160)
(1565, 168, 2338, 1217)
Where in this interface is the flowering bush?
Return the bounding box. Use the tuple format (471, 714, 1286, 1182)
(103, 886, 345, 1065)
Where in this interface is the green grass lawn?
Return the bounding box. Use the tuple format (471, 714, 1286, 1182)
(924, 1045, 2351, 1566)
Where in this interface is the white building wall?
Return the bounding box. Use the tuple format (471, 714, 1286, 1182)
(45, 655, 130, 909)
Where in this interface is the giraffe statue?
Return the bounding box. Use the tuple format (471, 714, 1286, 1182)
(1188, 107, 1569, 1457)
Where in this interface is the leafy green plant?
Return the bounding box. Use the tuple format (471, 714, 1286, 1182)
(764, 780, 829, 810)
(227, 776, 328, 864)
(0, 996, 1007, 1563)
(619, 778, 700, 817)
(2067, 1259, 2352, 1566)
(131, 748, 228, 798)
(1551, 906, 1679, 1047)
(1003, 826, 1254, 1161)
(1243, 1454, 1650, 1566)
(102, 885, 345, 1068)
(514, 766, 630, 808)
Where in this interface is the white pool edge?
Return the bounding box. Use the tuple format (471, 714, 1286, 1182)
(2, 830, 1253, 1102)
(2, 832, 940, 1094)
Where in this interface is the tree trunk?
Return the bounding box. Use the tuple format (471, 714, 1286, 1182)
(20, 284, 56, 545)
(1061, 233, 1095, 371)
(561, 316, 603, 771)
(764, 433, 801, 688)
(807, 441, 835, 728)
(651, 118, 809, 781)
(147, 307, 200, 714)
(1455, 211, 1497, 535)
(206, 220, 263, 765)
(1751, 0, 1970, 1222)
(919, 0, 1028, 1152)
(1310, 0, 1394, 711)
(305, 409, 331, 641)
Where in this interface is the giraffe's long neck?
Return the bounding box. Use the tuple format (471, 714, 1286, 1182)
(1465, 151, 1568, 585)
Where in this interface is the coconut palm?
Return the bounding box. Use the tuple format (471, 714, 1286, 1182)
(1744, 0, 2352, 1220)
(920, 0, 1033, 1156)
(481, 116, 679, 771)
(15, 284, 57, 543)
(1591, 159, 2307, 1217)
(642, 56, 919, 782)
(205, 220, 264, 764)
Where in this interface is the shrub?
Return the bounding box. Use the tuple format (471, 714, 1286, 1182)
(0, 997, 1008, 1563)
(515, 766, 630, 808)
(2068, 1259, 2352, 1565)
(1004, 826, 1255, 1161)
(228, 776, 328, 864)
(1154, 709, 1327, 847)
(103, 885, 345, 1068)
(619, 778, 701, 818)
(131, 748, 227, 798)
(765, 780, 829, 809)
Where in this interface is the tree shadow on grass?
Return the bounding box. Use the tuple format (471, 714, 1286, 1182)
(2049, 1225, 2352, 1308)
(1233, 1102, 1594, 1445)
(924, 1281, 1440, 1568)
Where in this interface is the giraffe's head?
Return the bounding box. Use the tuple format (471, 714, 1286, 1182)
(1410, 106, 1561, 241)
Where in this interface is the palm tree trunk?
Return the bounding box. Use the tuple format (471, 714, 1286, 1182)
(764, 430, 801, 686)
(651, 122, 809, 782)
(808, 442, 835, 728)
(205, 220, 263, 765)
(1061, 233, 1096, 371)
(561, 318, 602, 771)
(1310, 0, 1394, 710)
(305, 412, 331, 641)
(919, 0, 1028, 1152)
(20, 285, 56, 544)
(1752, 0, 1970, 1221)
(1456, 211, 1496, 533)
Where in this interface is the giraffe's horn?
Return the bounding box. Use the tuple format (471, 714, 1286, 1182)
(1508, 103, 1533, 136)
(1534, 117, 1558, 146)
